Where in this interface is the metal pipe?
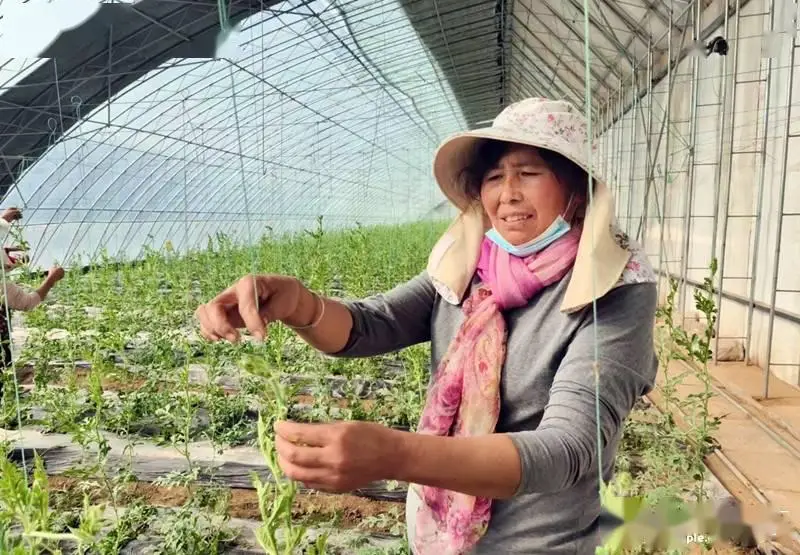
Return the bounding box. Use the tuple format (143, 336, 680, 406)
(600, 0, 757, 134)
(745, 0, 776, 366)
(712, 0, 735, 362)
(680, 1, 702, 316)
(607, 102, 613, 178)
(657, 268, 800, 326)
(763, 25, 797, 399)
(602, 103, 609, 178)
(657, 0, 674, 304)
(616, 76, 625, 215)
(626, 64, 639, 236)
(641, 44, 655, 249)
(709, 0, 731, 258)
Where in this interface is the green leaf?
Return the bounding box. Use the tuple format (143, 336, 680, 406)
(600, 482, 645, 521)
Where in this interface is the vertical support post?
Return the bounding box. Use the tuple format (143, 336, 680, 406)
(616, 75, 624, 215)
(598, 104, 604, 176)
(627, 63, 638, 236)
(107, 25, 113, 127)
(745, 0, 774, 365)
(680, 0, 701, 318)
(605, 102, 612, 181)
(642, 44, 654, 249)
(657, 0, 673, 304)
(710, 0, 730, 264)
(714, 0, 739, 360)
(763, 19, 796, 399)
(616, 75, 626, 213)
(607, 102, 614, 180)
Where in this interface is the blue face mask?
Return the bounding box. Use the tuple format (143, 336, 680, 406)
(485, 195, 575, 258)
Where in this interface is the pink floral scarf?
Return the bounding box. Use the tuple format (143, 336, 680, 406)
(411, 224, 582, 555)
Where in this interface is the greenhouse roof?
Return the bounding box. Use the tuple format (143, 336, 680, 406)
(0, 0, 726, 267)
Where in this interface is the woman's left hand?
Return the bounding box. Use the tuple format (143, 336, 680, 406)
(274, 420, 400, 493)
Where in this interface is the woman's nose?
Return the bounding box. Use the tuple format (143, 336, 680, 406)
(499, 174, 523, 203)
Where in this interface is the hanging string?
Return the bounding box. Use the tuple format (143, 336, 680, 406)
(580, 0, 605, 497)
(228, 65, 260, 334)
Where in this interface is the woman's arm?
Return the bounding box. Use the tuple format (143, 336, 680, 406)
(3, 282, 42, 311)
(388, 282, 659, 498)
(284, 271, 436, 357)
(279, 286, 357, 354)
(3, 269, 63, 312)
(34, 273, 61, 303)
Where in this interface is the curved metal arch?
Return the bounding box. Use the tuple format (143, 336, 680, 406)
(161, 136, 432, 249)
(17, 0, 456, 202)
(23, 53, 428, 257)
(14, 0, 476, 266)
(0, 0, 273, 195)
(89, 83, 444, 253)
(60, 100, 435, 262)
(8, 1, 431, 204)
(295, 3, 444, 145)
(67, 51, 462, 225)
(28, 110, 437, 253)
(102, 131, 427, 258)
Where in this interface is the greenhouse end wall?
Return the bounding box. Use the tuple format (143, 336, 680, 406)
(599, 0, 800, 388)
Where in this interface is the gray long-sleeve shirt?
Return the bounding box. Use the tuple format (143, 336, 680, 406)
(334, 269, 658, 554)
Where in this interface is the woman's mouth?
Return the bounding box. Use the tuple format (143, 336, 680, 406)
(501, 214, 532, 223)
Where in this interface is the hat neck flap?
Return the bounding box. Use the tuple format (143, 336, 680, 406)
(426, 180, 630, 312)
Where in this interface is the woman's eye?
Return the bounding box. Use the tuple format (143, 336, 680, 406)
(521, 171, 541, 177)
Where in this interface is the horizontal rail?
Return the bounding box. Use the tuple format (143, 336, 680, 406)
(657, 269, 800, 326)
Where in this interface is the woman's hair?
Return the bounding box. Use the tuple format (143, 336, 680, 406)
(458, 139, 594, 200)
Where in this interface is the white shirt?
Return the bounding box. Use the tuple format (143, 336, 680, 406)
(0, 218, 40, 311)
(1, 282, 41, 311)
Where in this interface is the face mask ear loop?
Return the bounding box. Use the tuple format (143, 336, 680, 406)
(562, 193, 577, 224)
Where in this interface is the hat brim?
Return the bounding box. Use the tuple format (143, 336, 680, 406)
(432, 127, 607, 212)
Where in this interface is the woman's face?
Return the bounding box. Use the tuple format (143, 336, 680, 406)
(479, 145, 572, 246)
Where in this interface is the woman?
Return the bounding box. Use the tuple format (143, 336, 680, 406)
(195, 98, 659, 554)
(0, 207, 65, 371)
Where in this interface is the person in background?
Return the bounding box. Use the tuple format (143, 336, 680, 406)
(0, 207, 65, 373)
(194, 98, 659, 554)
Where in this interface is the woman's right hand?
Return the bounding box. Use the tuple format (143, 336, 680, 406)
(48, 266, 65, 282)
(2, 207, 22, 223)
(195, 274, 307, 343)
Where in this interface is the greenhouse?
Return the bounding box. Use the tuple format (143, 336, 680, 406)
(1, 0, 800, 553)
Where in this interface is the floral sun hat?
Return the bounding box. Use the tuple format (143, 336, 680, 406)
(425, 97, 634, 313)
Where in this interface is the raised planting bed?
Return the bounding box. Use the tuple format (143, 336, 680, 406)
(2, 471, 406, 554)
(2, 427, 408, 502)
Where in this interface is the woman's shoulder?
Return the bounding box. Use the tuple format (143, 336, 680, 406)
(610, 228, 658, 289)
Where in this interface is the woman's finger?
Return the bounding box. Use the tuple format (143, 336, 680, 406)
(194, 304, 215, 341)
(205, 301, 239, 343)
(275, 435, 326, 468)
(195, 305, 220, 341)
(274, 420, 330, 447)
(236, 275, 267, 340)
(277, 456, 328, 484)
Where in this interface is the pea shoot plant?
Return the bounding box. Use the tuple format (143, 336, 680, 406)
(602, 259, 725, 554)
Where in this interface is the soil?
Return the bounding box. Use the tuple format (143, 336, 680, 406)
(684, 546, 756, 554)
(47, 476, 402, 532)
